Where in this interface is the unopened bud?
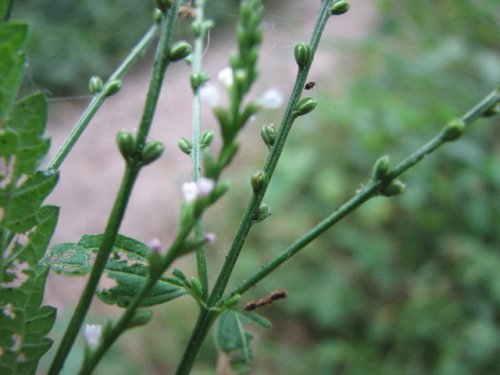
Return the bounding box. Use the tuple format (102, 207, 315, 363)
(116, 131, 137, 160)
(178, 137, 192, 155)
(223, 293, 241, 308)
(331, 1, 350, 15)
(441, 119, 465, 142)
(381, 179, 406, 197)
(153, 8, 163, 23)
(200, 130, 214, 148)
(251, 170, 268, 194)
(169, 41, 192, 62)
(190, 72, 210, 92)
(253, 203, 271, 222)
(190, 277, 204, 299)
(104, 79, 122, 97)
(141, 141, 165, 165)
(260, 124, 277, 147)
(294, 43, 311, 70)
(293, 97, 317, 117)
(371, 155, 390, 181)
(89, 76, 103, 95)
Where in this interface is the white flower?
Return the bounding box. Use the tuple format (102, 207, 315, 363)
(199, 84, 221, 107)
(217, 67, 234, 86)
(204, 232, 218, 244)
(257, 88, 284, 109)
(182, 182, 198, 203)
(84, 324, 102, 349)
(197, 178, 215, 197)
(148, 238, 162, 254)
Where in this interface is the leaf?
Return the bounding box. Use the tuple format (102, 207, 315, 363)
(43, 234, 187, 307)
(215, 311, 254, 374)
(237, 310, 272, 329)
(0, 206, 59, 375)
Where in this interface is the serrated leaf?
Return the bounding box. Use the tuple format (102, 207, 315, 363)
(43, 234, 187, 307)
(215, 311, 253, 374)
(0, 205, 59, 375)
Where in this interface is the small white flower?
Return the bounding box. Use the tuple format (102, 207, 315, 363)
(257, 88, 284, 109)
(218, 67, 234, 86)
(84, 324, 102, 349)
(204, 232, 217, 244)
(182, 182, 198, 203)
(199, 84, 221, 107)
(148, 238, 162, 254)
(197, 178, 215, 197)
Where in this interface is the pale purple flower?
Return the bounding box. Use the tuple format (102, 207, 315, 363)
(199, 84, 221, 107)
(204, 232, 218, 244)
(148, 238, 162, 254)
(218, 67, 234, 86)
(197, 178, 215, 197)
(182, 178, 215, 203)
(182, 182, 198, 203)
(84, 324, 102, 349)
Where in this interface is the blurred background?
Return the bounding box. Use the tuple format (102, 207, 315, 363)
(11, 0, 500, 374)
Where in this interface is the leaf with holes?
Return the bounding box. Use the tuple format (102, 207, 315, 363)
(43, 234, 187, 307)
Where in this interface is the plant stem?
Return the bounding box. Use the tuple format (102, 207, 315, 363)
(49, 4, 183, 373)
(191, 0, 209, 298)
(47, 163, 140, 375)
(227, 86, 500, 298)
(175, 1, 336, 373)
(3, 0, 15, 21)
(48, 24, 159, 171)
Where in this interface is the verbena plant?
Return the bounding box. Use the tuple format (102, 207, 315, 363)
(1, 0, 498, 374)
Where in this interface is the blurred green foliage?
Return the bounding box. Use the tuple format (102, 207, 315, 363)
(218, 0, 500, 374)
(12, 0, 238, 95)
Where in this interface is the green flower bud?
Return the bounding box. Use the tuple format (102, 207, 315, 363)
(331, 1, 350, 15)
(294, 42, 311, 70)
(169, 41, 192, 62)
(200, 130, 214, 148)
(293, 97, 317, 117)
(190, 277, 204, 299)
(251, 170, 268, 194)
(178, 137, 192, 155)
(172, 268, 189, 285)
(104, 79, 122, 97)
(191, 22, 203, 37)
(441, 119, 465, 142)
(381, 179, 406, 197)
(253, 203, 271, 222)
(260, 124, 277, 147)
(141, 140, 165, 165)
(89, 75, 103, 95)
(190, 72, 210, 92)
(372, 155, 390, 181)
(116, 131, 137, 160)
(223, 294, 241, 309)
(152, 8, 163, 23)
(234, 69, 249, 90)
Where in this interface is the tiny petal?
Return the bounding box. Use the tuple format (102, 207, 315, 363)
(204, 232, 217, 244)
(149, 238, 162, 254)
(84, 324, 102, 349)
(197, 178, 215, 197)
(182, 182, 198, 203)
(257, 88, 284, 109)
(218, 67, 234, 86)
(199, 84, 221, 107)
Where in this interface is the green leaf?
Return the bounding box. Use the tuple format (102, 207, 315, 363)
(0, 23, 27, 119)
(237, 310, 272, 329)
(43, 234, 187, 307)
(215, 311, 254, 374)
(0, 206, 59, 375)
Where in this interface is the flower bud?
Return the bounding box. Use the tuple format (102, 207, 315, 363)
(169, 41, 192, 62)
(381, 179, 406, 197)
(190, 277, 204, 299)
(190, 72, 210, 92)
(251, 170, 268, 194)
(223, 293, 241, 308)
(152, 8, 163, 23)
(293, 97, 317, 117)
(294, 43, 311, 70)
(116, 131, 137, 160)
(200, 130, 214, 148)
(104, 79, 122, 97)
(89, 76, 103, 95)
(371, 155, 390, 181)
(178, 137, 192, 155)
(141, 141, 165, 165)
(191, 22, 203, 37)
(260, 124, 276, 147)
(253, 203, 271, 222)
(331, 1, 350, 15)
(441, 119, 465, 142)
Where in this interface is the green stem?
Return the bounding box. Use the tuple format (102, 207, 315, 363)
(48, 24, 159, 171)
(3, 0, 15, 21)
(47, 163, 140, 375)
(227, 86, 500, 298)
(191, 0, 209, 298)
(175, 2, 336, 373)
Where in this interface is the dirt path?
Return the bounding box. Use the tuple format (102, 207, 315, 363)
(44, 0, 376, 314)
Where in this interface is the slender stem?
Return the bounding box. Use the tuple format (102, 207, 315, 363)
(191, 0, 209, 298)
(227, 86, 500, 298)
(3, 0, 15, 21)
(47, 163, 140, 375)
(48, 24, 159, 171)
(175, 2, 336, 373)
